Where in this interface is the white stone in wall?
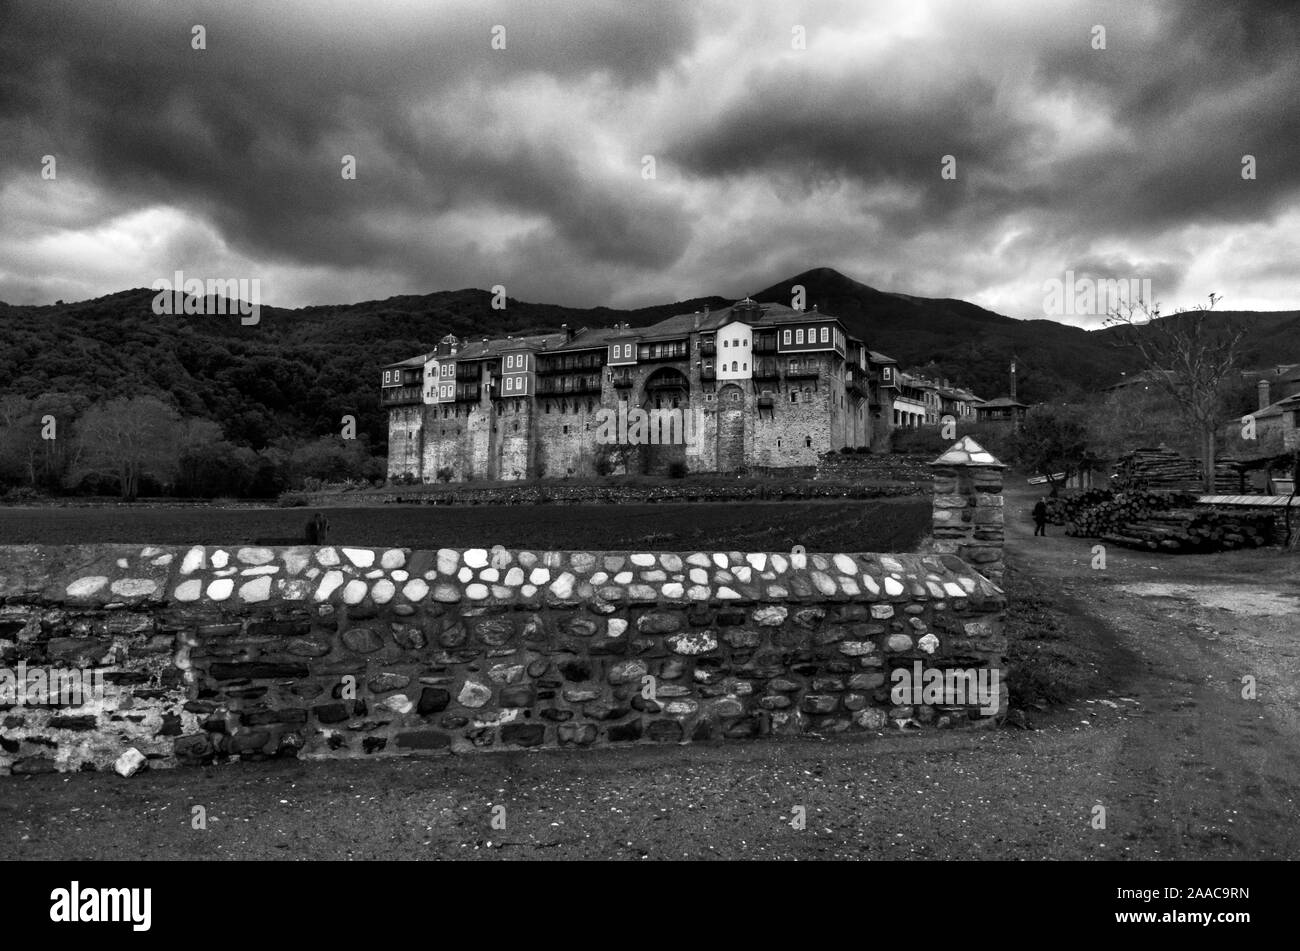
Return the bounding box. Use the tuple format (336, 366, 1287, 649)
(141, 546, 162, 558)
(317, 547, 340, 567)
(767, 584, 788, 598)
(607, 619, 628, 637)
(839, 577, 860, 596)
(314, 570, 345, 601)
(943, 582, 966, 599)
(550, 573, 575, 598)
(688, 568, 708, 585)
(280, 579, 309, 600)
(238, 547, 274, 566)
(342, 580, 368, 604)
(861, 575, 880, 596)
(437, 549, 458, 575)
(207, 578, 234, 601)
(490, 547, 511, 570)
(180, 546, 206, 575)
(371, 579, 396, 604)
(464, 548, 488, 569)
(880, 555, 904, 573)
(402, 579, 429, 601)
(746, 553, 767, 571)
(918, 633, 939, 654)
(733, 567, 752, 583)
(521, 584, 537, 598)
(283, 549, 310, 576)
(111, 578, 157, 598)
(613, 571, 633, 584)
(343, 548, 375, 568)
(151, 554, 173, 566)
(465, 583, 489, 600)
(529, 567, 550, 585)
(173, 580, 202, 602)
(504, 567, 525, 586)
(630, 553, 655, 567)
(871, 604, 894, 619)
(391, 569, 408, 582)
(492, 585, 512, 599)
(239, 577, 272, 603)
(66, 576, 108, 598)
(116, 558, 129, 569)
(662, 582, 684, 599)
(833, 554, 858, 575)
(456, 566, 472, 583)
(480, 568, 499, 583)
(883, 576, 905, 597)
(241, 565, 279, 576)
(381, 549, 406, 570)
(434, 583, 460, 602)
(687, 585, 710, 600)
(660, 553, 683, 571)
(811, 573, 838, 596)
(210, 550, 229, 569)
(770, 554, 788, 573)
(687, 552, 710, 567)
(365, 569, 383, 579)
(711, 553, 728, 568)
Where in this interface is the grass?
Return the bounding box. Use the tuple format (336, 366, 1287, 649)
(1002, 573, 1109, 709)
(0, 499, 931, 552)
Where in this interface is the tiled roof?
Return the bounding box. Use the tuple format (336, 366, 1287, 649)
(978, 396, 1028, 408)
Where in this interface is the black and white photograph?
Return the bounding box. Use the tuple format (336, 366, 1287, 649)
(0, 0, 1293, 926)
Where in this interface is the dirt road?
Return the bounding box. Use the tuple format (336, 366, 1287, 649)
(2, 483, 1297, 860)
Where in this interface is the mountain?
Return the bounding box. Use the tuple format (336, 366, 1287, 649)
(2, 270, 1297, 454)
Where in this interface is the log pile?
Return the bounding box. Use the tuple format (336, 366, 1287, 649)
(1064, 490, 1195, 537)
(1046, 488, 1112, 525)
(1113, 447, 1239, 493)
(1101, 508, 1275, 553)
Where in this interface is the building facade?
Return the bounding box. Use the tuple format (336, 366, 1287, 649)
(383, 299, 896, 482)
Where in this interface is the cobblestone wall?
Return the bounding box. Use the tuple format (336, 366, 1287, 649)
(0, 542, 1006, 775)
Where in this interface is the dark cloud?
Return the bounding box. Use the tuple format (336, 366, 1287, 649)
(0, 0, 1297, 314)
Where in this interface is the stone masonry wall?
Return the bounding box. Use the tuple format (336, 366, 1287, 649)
(0, 542, 1006, 775)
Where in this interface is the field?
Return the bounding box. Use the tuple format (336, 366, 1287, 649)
(0, 499, 931, 552)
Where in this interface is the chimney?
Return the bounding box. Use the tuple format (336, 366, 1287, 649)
(1258, 379, 1271, 410)
(1009, 358, 1018, 402)
(562, 323, 574, 342)
(693, 312, 701, 329)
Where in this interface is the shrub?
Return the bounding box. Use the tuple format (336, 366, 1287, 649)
(435, 467, 454, 483)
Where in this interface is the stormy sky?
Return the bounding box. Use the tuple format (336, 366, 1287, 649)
(1, 0, 1297, 326)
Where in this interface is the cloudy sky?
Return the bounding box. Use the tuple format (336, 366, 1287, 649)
(2, 0, 1297, 326)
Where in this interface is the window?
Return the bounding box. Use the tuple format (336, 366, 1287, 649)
(883, 367, 893, 381)
(743, 363, 748, 371)
(505, 377, 514, 392)
(723, 339, 729, 348)
(791, 391, 798, 403)
(796, 329, 804, 344)
(821, 327, 829, 343)
(783, 330, 792, 345)
(789, 359, 798, 373)
(743, 338, 749, 347)
(732, 361, 738, 371)
(505, 355, 513, 369)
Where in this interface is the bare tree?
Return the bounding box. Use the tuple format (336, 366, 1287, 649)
(68, 396, 184, 500)
(1105, 294, 1245, 494)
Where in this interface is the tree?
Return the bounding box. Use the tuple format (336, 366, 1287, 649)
(1105, 294, 1244, 493)
(1011, 404, 1091, 490)
(68, 396, 184, 500)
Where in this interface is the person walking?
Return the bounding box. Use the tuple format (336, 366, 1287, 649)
(1032, 497, 1048, 537)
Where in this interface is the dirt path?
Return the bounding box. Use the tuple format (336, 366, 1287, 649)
(1004, 480, 1300, 858)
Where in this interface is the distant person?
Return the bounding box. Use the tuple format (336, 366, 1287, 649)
(305, 512, 330, 545)
(1032, 497, 1048, 537)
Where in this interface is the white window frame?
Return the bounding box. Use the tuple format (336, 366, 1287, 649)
(796, 329, 805, 344)
(820, 327, 829, 343)
(783, 330, 792, 345)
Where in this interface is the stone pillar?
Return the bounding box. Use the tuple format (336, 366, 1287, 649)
(930, 437, 1006, 586)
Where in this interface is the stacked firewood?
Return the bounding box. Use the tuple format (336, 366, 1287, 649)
(1101, 508, 1275, 552)
(1065, 490, 1196, 537)
(1113, 447, 1239, 492)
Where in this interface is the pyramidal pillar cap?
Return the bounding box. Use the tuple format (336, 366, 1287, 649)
(930, 436, 1006, 468)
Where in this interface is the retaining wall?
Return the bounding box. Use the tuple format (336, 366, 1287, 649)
(0, 542, 1006, 774)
